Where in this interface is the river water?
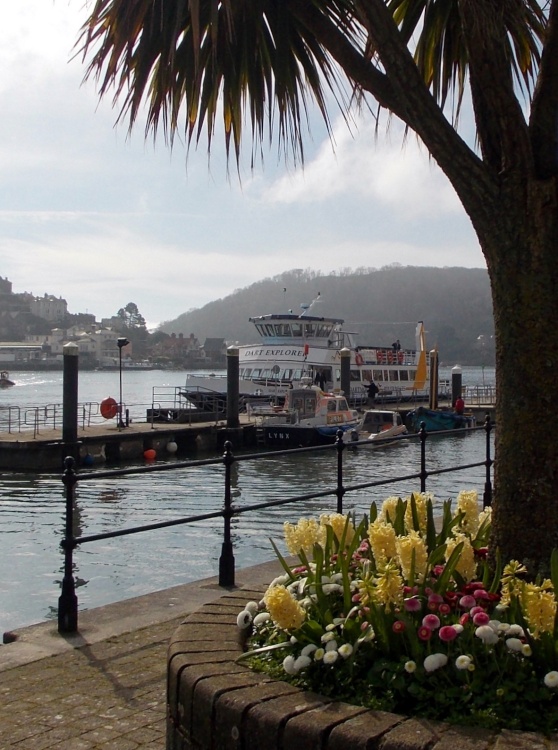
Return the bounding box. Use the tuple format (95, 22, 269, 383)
(0, 366, 495, 634)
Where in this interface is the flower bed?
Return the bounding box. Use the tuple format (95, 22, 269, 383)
(236, 492, 558, 734)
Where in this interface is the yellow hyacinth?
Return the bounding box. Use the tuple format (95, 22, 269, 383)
(521, 581, 557, 638)
(368, 519, 398, 565)
(500, 560, 528, 607)
(396, 530, 428, 584)
(263, 584, 306, 630)
(379, 496, 401, 525)
(284, 518, 326, 556)
(404, 492, 430, 534)
(320, 513, 355, 546)
(446, 533, 476, 582)
(372, 561, 404, 607)
(456, 490, 480, 536)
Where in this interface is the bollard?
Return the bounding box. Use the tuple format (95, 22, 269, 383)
(429, 349, 439, 410)
(226, 346, 240, 429)
(62, 342, 79, 464)
(340, 347, 351, 401)
(451, 364, 462, 407)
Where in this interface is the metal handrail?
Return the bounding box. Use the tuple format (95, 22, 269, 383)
(57, 416, 494, 633)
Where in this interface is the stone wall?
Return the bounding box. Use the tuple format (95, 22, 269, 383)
(166, 590, 551, 750)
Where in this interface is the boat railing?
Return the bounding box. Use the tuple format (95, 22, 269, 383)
(57, 417, 495, 633)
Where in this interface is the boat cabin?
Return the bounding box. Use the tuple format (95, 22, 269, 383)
(360, 410, 404, 432)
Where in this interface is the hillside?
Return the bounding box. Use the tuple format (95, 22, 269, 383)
(160, 266, 495, 365)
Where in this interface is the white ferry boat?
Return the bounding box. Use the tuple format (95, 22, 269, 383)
(183, 297, 432, 409)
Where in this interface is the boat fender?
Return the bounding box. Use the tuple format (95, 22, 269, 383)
(355, 353, 364, 366)
(100, 397, 118, 419)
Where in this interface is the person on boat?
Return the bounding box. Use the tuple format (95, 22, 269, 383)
(392, 339, 401, 351)
(367, 380, 379, 405)
(454, 396, 465, 415)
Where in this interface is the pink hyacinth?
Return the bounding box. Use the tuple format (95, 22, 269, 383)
(422, 614, 441, 631)
(438, 625, 459, 642)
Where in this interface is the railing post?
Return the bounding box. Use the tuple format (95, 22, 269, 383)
(58, 456, 78, 633)
(219, 441, 236, 587)
(419, 422, 428, 492)
(335, 430, 345, 513)
(483, 414, 493, 508)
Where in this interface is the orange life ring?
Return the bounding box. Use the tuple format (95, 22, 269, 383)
(377, 350, 385, 364)
(387, 351, 394, 364)
(355, 353, 364, 366)
(100, 397, 118, 419)
(397, 351, 404, 364)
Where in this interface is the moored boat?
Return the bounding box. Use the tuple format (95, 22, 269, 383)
(0, 371, 15, 388)
(358, 409, 408, 443)
(405, 406, 476, 433)
(183, 295, 436, 409)
(259, 382, 360, 447)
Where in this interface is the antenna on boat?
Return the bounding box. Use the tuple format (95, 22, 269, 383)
(300, 292, 321, 317)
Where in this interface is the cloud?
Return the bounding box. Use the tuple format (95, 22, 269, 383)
(261, 115, 462, 219)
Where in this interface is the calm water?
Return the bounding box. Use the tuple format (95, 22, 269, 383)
(0, 366, 495, 634)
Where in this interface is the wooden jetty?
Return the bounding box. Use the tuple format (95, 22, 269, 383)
(0, 416, 259, 471)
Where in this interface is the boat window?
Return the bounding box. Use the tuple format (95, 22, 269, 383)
(255, 324, 266, 336)
(283, 369, 293, 380)
(265, 325, 275, 336)
(384, 370, 389, 381)
(362, 369, 372, 382)
(410, 369, 416, 380)
(335, 369, 341, 382)
(350, 370, 361, 382)
(251, 369, 262, 377)
(327, 400, 337, 411)
(243, 368, 252, 377)
(304, 323, 316, 337)
(291, 323, 303, 337)
(399, 370, 409, 381)
(389, 371, 399, 381)
(382, 414, 393, 424)
(293, 369, 303, 380)
(339, 398, 349, 410)
(273, 324, 283, 336)
(373, 369, 383, 381)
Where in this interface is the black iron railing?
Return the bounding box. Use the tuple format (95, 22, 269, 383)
(58, 416, 494, 634)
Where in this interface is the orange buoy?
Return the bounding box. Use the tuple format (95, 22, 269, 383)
(100, 397, 118, 419)
(144, 449, 156, 461)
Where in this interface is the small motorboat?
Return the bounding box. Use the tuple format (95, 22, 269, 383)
(0, 371, 14, 388)
(260, 381, 360, 447)
(358, 409, 408, 443)
(405, 405, 476, 433)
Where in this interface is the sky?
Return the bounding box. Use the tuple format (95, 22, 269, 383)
(0, 1, 485, 330)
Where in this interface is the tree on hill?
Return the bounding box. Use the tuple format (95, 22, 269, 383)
(116, 302, 148, 357)
(80, 1, 556, 574)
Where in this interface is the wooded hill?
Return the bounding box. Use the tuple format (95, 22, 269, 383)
(161, 266, 495, 365)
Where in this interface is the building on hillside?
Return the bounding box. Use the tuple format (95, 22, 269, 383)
(30, 293, 68, 323)
(202, 338, 226, 367)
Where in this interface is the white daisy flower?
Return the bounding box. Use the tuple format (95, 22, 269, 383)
(323, 650, 339, 665)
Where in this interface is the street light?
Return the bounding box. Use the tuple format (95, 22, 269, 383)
(117, 337, 130, 429)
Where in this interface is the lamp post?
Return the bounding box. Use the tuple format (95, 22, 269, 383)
(117, 337, 130, 429)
